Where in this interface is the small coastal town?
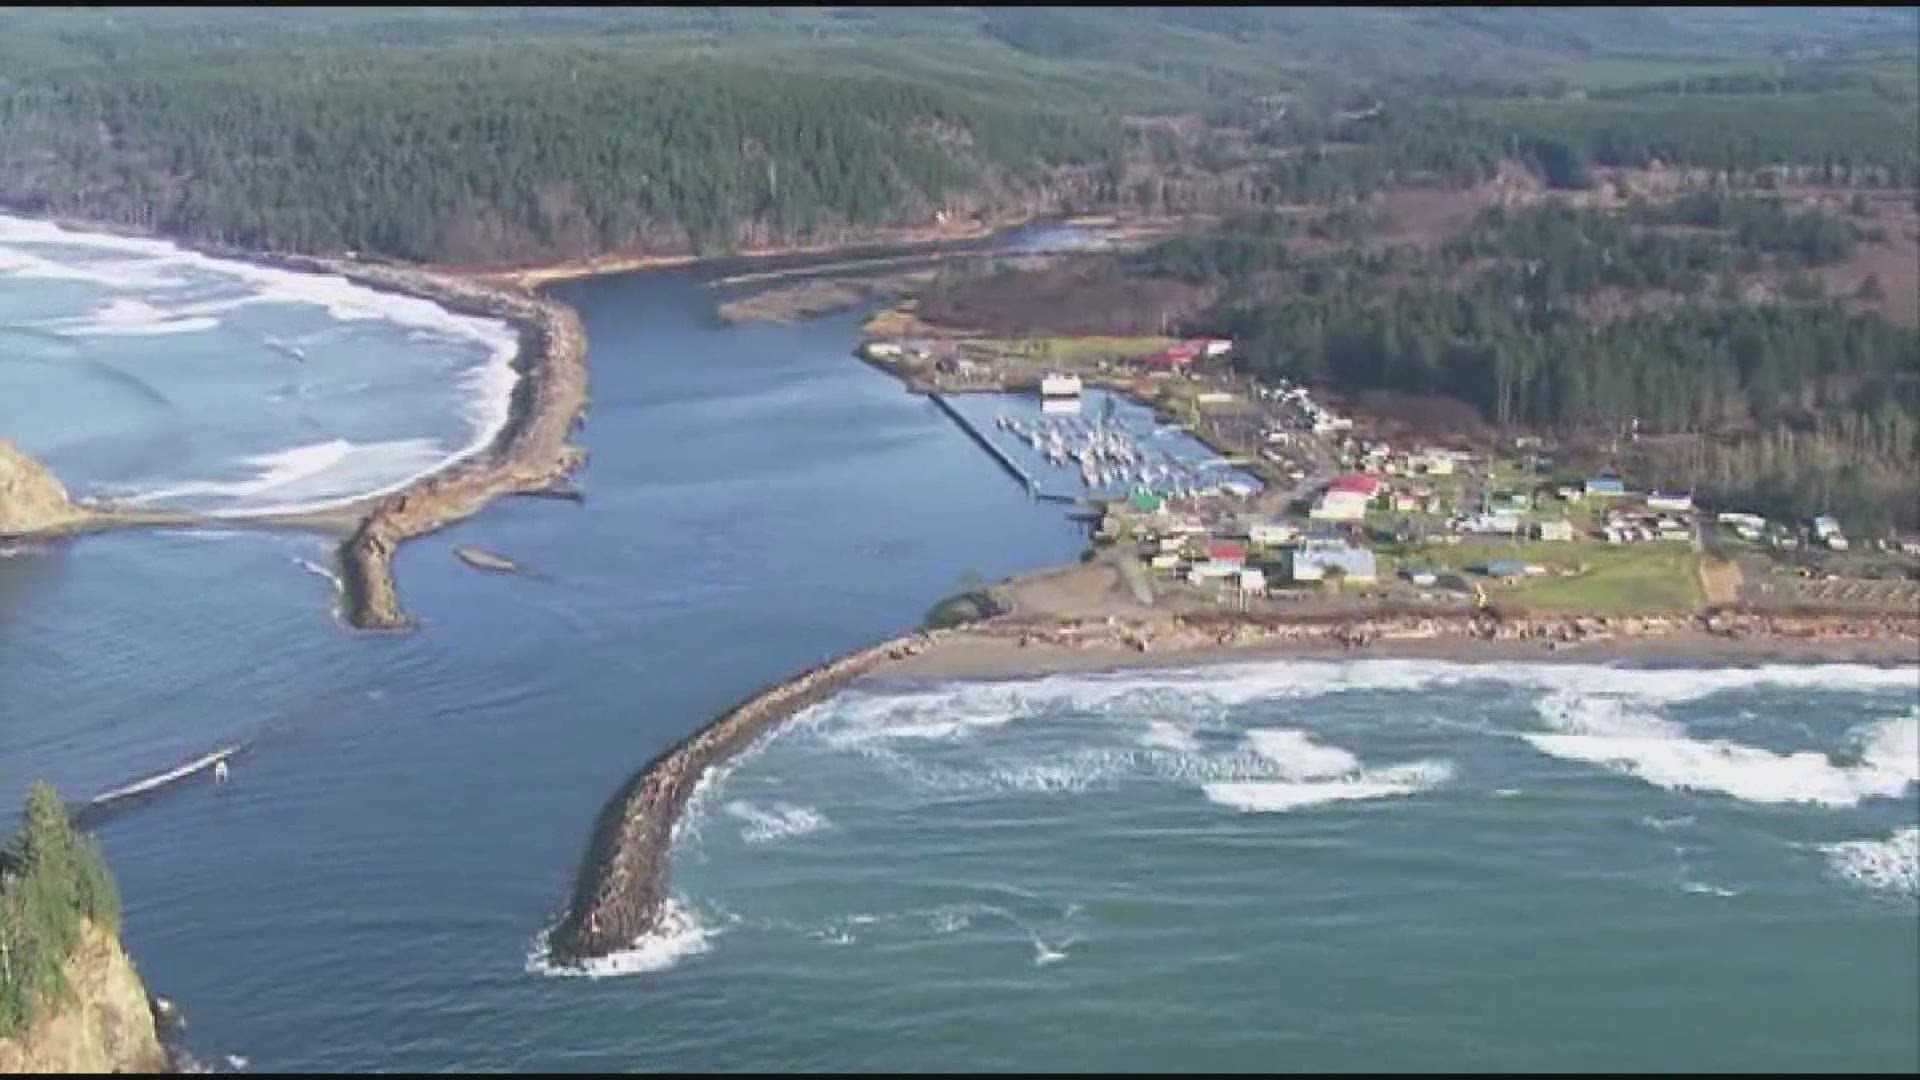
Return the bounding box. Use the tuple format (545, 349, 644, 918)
(858, 325, 1920, 622)
(2, 8, 1917, 1077)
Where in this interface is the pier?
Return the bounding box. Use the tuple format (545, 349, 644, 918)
(930, 391, 1039, 497)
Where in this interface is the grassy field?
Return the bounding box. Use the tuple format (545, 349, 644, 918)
(1009, 336, 1179, 364)
(1404, 538, 1705, 614)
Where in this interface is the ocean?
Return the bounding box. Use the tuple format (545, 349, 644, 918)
(0, 222, 1915, 1072)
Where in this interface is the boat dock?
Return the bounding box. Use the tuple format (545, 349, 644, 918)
(930, 391, 1039, 497)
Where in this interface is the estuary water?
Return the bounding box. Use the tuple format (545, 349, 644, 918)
(1, 223, 1916, 1072)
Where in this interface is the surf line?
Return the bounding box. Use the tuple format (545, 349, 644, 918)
(544, 628, 949, 966)
(71, 742, 249, 829)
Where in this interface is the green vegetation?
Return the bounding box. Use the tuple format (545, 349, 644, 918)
(923, 588, 1005, 630)
(0, 782, 121, 1038)
(1413, 540, 1706, 615)
(1075, 193, 1919, 534)
(0, 8, 1911, 263)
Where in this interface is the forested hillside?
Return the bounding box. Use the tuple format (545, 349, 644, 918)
(0, 7, 1912, 265)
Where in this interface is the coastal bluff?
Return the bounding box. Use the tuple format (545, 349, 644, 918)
(0, 921, 169, 1074)
(0, 438, 84, 536)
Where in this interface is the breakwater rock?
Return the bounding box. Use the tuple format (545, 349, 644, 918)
(319, 261, 590, 630)
(454, 545, 522, 573)
(547, 630, 943, 963)
(0, 438, 85, 537)
(991, 607, 1920, 655)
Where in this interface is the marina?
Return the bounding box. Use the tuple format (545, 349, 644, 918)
(938, 387, 1262, 506)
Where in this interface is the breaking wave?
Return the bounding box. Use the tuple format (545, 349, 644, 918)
(1, 212, 521, 515)
(724, 800, 830, 844)
(118, 436, 451, 517)
(1820, 826, 1919, 897)
(1204, 727, 1453, 812)
(525, 899, 714, 978)
(1525, 701, 1917, 808)
(798, 662, 1913, 814)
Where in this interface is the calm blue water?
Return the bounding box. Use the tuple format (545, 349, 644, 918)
(1, 226, 1916, 1072)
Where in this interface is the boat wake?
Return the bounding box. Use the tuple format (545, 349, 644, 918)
(73, 742, 247, 828)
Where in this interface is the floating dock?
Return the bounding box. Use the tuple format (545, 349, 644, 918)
(930, 391, 1039, 497)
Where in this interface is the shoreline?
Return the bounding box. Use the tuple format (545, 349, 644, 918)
(459, 213, 1034, 291)
(0, 211, 594, 629)
(546, 604, 1918, 964)
(1, 208, 1114, 628)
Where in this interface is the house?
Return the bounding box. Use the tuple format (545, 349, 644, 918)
(1811, 514, 1843, 539)
(1475, 558, 1528, 579)
(1556, 483, 1585, 502)
(1145, 341, 1203, 370)
(1289, 540, 1377, 583)
(1463, 510, 1522, 535)
(1040, 372, 1082, 397)
(1327, 474, 1383, 498)
(1490, 489, 1531, 511)
(1201, 338, 1234, 358)
(1585, 475, 1627, 497)
(1187, 560, 1242, 584)
(1410, 448, 1459, 476)
(1311, 493, 1370, 522)
(1533, 519, 1576, 542)
(1150, 552, 1181, 571)
(1311, 485, 1373, 523)
(1647, 491, 1694, 513)
(1239, 568, 1267, 595)
(1208, 540, 1248, 566)
(1247, 520, 1301, 546)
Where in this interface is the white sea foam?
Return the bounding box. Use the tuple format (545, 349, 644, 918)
(724, 800, 829, 844)
(828, 659, 1917, 739)
(1245, 728, 1363, 779)
(0, 213, 522, 514)
(45, 297, 222, 336)
(1680, 881, 1740, 898)
(1032, 939, 1070, 966)
(1820, 826, 1920, 896)
(525, 899, 714, 978)
(1137, 720, 1200, 752)
(120, 436, 450, 517)
(1203, 759, 1453, 813)
(1525, 703, 1918, 808)
(293, 557, 342, 593)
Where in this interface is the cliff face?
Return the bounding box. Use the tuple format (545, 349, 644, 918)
(0, 438, 82, 536)
(0, 921, 168, 1074)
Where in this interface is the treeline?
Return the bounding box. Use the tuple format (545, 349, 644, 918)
(1441, 199, 1862, 304)
(1217, 283, 1917, 436)
(0, 44, 1116, 264)
(1476, 91, 1920, 186)
(0, 782, 121, 1038)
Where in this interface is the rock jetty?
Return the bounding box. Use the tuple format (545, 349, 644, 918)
(546, 630, 941, 964)
(0, 438, 85, 536)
